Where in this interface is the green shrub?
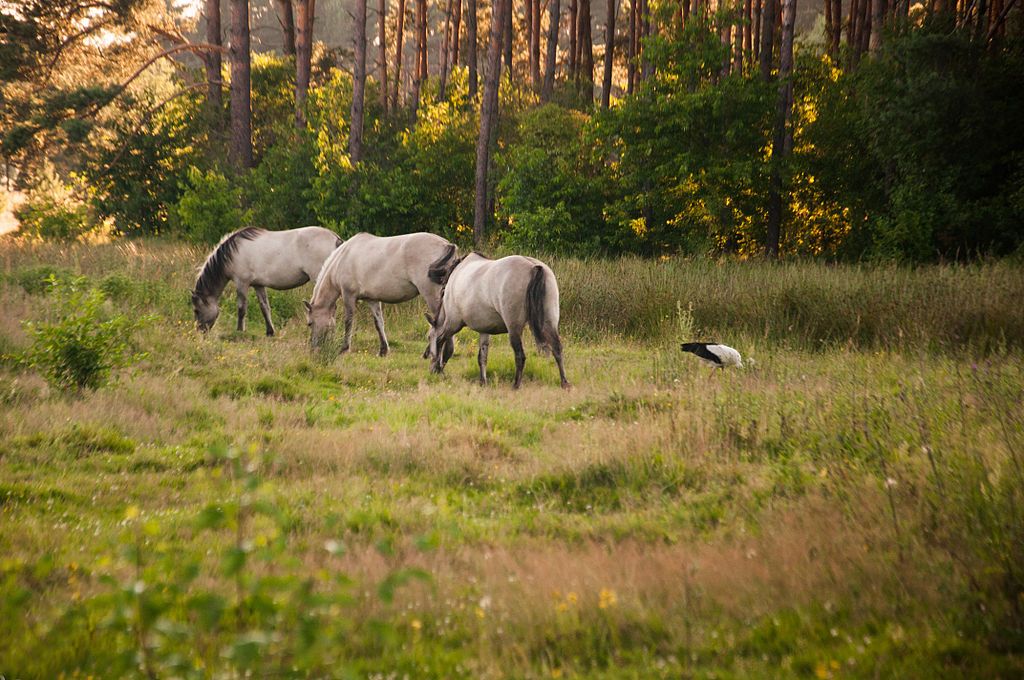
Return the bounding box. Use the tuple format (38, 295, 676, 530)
(170, 166, 252, 243)
(21, 276, 148, 391)
(14, 173, 95, 242)
(9, 265, 78, 294)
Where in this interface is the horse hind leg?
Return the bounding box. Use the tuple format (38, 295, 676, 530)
(477, 333, 490, 385)
(369, 301, 389, 357)
(236, 283, 250, 332)
(254, 286, 275, 336)
(548, 330, 570, 389)
(509, 329, 527, 389)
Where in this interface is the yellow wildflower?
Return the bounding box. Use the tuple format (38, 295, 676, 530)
(598, 588, 617, 609)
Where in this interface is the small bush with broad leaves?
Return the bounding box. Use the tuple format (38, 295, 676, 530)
(21, 276, 147, 392)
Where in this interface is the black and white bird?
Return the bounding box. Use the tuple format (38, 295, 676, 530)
(680, 343, 743, 371)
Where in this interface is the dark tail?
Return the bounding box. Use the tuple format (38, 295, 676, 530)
(526, 265, 551, 352)
(427, 244, 458, 284)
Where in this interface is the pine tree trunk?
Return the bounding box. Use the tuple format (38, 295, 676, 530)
(453, 0, 463, 67)
(274, 0, 297, 55)
(295, 0, 315, 127)
(439, 0, 454, 96)
(766, 0, 796, 258)
(531, 0, 542, 87)
(870, 0, 887, 50)
(743, 0, 752, 67)
(639, 0, 651, 80)
(602, 0, 617, 108)
(392, 0, 406, 108)
(474, 0, 508, 248)
(350, 0, 368, 162)
(379, 0, 389, 114)
(468, 0, 479, 96)
(759, 0, 774, 81)
(626, 0, 636, 94)
(580, 0, 594, 92)
(721, 24, 732, 77)
(230, 0, 253, 168)
(503, 0, 513, 77)
(412, 0, 426, 114)
(205, 0, 223, 118)
(753, 0, 762, 61)
(526, 0, 535, 82)
(569, 0, 578, 80)
(542, 0, 560, 100)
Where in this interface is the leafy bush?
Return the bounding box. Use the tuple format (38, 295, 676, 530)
(9, 264, 78, 294)
(21, 276, 147, 391)
(242, 127, 318, 231)
(170, 166, 252, 243)
(14, 167, 95, 241)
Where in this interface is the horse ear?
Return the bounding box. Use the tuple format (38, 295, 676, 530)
(303, 300, 312, 312)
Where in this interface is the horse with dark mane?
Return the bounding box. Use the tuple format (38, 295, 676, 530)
(426, 253, 569, 389)
(192, 226, 341, 335)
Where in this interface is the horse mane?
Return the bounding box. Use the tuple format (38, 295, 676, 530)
(427, 244, 458, 285)
(193, 227, 265, 299)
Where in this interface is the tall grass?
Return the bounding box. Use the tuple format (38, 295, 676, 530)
(555, 256, 1024, 350)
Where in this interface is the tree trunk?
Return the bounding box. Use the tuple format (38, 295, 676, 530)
(295, 0, 315, 127)
(474, 0, 508, 248)
(743, 0, 752, 67)
(721, 23, 732, 77)
(639, 0, 651, 80)
(229, 0, 253, 168)
(526, 0, 535, 83)
(453, 0, 463, 68)
(542, 0, 560, 100)
(531, 0, 542, 87)
(766, 0, 796, 258)
(627, 0, 636, 93)
(579, 0, 594, 91)
(569, 0, 578, 80)
(392, 0, 406, 108)
(379, 0, 389, 114)
(411, 0, 426, 114)
(870, 0, 887, 50)
(274, 0, 297, 55)
(602, 0, 617, 107)
(503, 0, 513, 77)
(204, 0, 223, 118)
(857, 0, 871, 58)
(759, 0, 774, 81)
(468, 0, 479, 96)
(753, 0, 761, 61)
(350, 0, 367, 163)
(440, 0, 454, 96)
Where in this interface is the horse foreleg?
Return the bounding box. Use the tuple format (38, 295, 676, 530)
(254, 286, 275, 336)
(368, 301, 389, 356)
(510, 330, 527, 389)
(235, 284, 249, 332)
(477, 334, 490, 385)
(340, 294, 357, 353)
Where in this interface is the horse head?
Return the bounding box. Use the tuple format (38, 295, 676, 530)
(305, 300, 336, 349)
(192, 290, 220, 332)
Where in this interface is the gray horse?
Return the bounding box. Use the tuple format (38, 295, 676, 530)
(191, 226, 341, 335)
(305, 232, 457, 356)
(426, 253, 569, 389)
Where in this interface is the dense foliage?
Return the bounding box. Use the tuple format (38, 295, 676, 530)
(5, 16, 1023, 257)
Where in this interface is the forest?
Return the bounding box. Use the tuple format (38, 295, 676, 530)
(3, 0, 1022, 259)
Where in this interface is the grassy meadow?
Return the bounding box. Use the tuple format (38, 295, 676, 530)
(1, 240, 1024, 678)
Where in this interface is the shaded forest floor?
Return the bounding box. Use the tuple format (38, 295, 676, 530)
(1, 240, 1023, 677)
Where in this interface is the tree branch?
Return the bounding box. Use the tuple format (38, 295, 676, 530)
(987, 0, 1018, 42)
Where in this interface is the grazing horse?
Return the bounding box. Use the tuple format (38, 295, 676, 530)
(191, 226, 342, 335)
(426, 253, 569, 389)
(305, 232, 458, 356)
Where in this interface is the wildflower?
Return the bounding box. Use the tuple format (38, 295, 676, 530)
(551, 669, 563, 678)
(884, 477, 897, 489)
(598, 588, 617, 609)
(814, 662, 830, 679)
(566, 592, 578, 605)
(475, 606, 486, 620)
(124, 505, 140, 521)
(410, 619, 422, 631)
